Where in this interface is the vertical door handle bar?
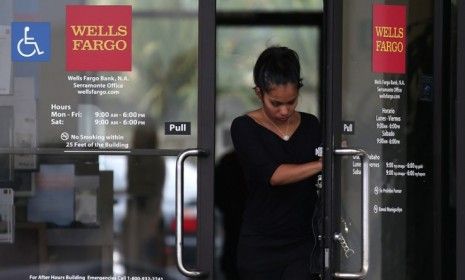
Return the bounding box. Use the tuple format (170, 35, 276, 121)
(333, 149, 369, 279)
(176, 148, 209, 278)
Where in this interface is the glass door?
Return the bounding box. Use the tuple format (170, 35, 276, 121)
(0, 0, 215, 279)
(324, 0, 444, 279)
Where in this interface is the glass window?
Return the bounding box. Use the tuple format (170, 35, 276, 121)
(217, 0, 323, 12)
(0, 0, 201, 278)
(87, 0, 197, 12)
(9, 1, 200, 150)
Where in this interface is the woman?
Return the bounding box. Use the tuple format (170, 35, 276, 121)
(230, 46, 322, 280)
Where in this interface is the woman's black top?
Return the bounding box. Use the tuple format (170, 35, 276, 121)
(230, 112, 321, 271)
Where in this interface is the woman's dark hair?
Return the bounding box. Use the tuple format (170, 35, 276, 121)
(253, 46, 303, 93)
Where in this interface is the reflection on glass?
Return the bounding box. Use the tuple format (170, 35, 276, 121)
(87, 0, 198, 12)
(0, 154, 198, 279)
(339, 0, 435, 279)
(0, 107, 12, 182)
(122, 124, 167, 272)
(4, 0, 200, 150)
(0, 0, 200, 278)
(217, 0, 323, 11)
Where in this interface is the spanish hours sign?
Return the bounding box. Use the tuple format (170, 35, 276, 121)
(372, 4, 406, 74)
(66, 5, 132, 71)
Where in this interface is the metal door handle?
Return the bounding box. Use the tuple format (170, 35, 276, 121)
(175, 148, 209, 278)
(333, 149, 369, 279)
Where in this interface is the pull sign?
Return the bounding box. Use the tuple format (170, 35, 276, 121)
(342, 121, 355, 135)
(165, 122, 191, 135)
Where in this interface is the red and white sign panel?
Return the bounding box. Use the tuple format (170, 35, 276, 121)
(66, 5, 132, 71)
(372, 4, 407, 74)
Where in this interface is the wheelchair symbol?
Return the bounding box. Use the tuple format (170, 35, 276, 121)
(17, 26, 44, 58)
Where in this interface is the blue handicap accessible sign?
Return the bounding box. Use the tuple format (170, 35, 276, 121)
(11, 22, 51, 62)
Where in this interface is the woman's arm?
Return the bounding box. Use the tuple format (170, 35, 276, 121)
(270, 159, 322, 186)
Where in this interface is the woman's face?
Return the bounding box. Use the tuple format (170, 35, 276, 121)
(259, 83, 299, 123)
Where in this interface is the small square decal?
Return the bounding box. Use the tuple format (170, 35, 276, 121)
(12, 22, 51, 62)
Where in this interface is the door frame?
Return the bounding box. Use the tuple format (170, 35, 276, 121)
(323, 0, 455, 279)
(197, 0, 216, 278)
(456, 1, 465, 279)
(0, 0, 218, 277)
(322, 0, 342, 278)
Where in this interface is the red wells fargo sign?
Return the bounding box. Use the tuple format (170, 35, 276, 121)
(372, 4, 407, 74)
(66, 5, 132, 71)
